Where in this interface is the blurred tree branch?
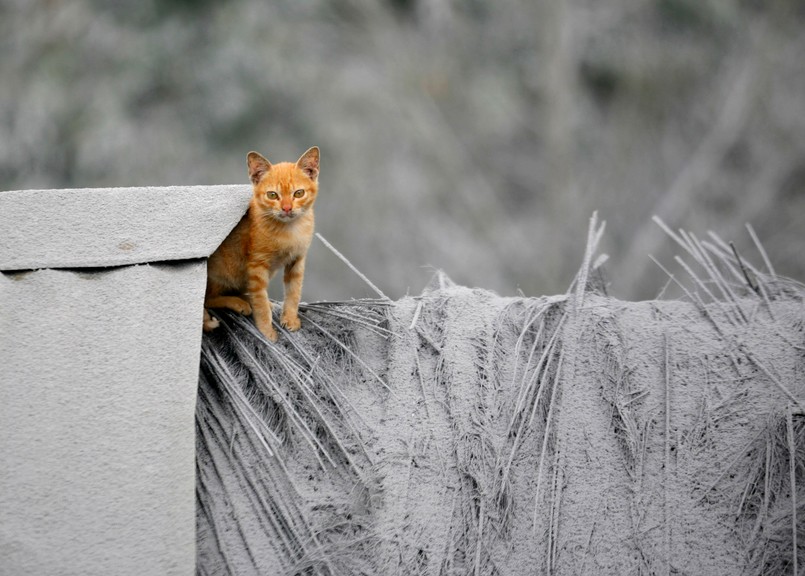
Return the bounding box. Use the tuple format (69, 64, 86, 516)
(620, 50, 758, 293)
(3, 0, 804, 298)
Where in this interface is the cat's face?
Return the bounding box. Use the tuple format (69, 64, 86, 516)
(247, 147, 319, 222)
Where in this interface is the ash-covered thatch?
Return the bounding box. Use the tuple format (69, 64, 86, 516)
(197, 218, 805, 576)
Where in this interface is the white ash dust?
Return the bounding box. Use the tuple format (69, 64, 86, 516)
(197, 282, 805, 575)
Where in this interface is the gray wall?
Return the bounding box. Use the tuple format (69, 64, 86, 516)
(0, 185, 251, 576)
(0, 263, 205, 575)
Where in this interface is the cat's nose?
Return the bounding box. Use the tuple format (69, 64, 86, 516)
(282, 205, 293, 214)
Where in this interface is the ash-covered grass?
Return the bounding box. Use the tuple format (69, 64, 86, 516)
(197, 221, 805, 576)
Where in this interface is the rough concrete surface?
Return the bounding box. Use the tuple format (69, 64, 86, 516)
(0, 263, 207, 576)
(1, 184, 253, 576)
(0, 185, 251, 270)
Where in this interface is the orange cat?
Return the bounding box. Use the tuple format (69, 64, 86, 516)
(203, 147, 320, 341)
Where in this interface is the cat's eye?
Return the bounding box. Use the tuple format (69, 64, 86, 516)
(267, 191, 279, 200)
(293, 189, 305, 198)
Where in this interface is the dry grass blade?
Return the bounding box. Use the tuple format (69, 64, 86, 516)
(303, 302, 394, 338)
(507, 301, 547, 418)
(199, 302, 392, 575)
(689, 233, 747, 321)
(664, 332, 672, 576)
(787, 409, 799, 576)
(300, 310, 395, 397)
(316, 232, 390, 300)
(735, 412, 805, 576)
(649, 255, 697, 303)
(409, 299, 424, 330)
(747, 223, 777, 281)
(741, 349, 805, 414)
(730, 242, 760, 294)
(201, 339, 279, 456)
(548, 448, 564, 575)
(673, 254, 741, 326)
(197, 365, 330, 574)
(474, 499, 484, 576)
(222, 310, 377, 479)
(277, 324, 373, 438)
(497, 308, 566, 515)
(653, 220, 805, 412)
(707, 231, 773, 293)
(217, 316, 338, 469)
(508, 310, 556, 432)
(695, 427, 766, 504)
(574, 211, 606, 312)
(533, 350, 565, 532)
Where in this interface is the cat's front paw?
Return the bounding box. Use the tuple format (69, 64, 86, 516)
(259, 324, 278, 342)
(281, 312, 301, 332)
(231, 299, 252, 316)
(255, 316, 278, 342)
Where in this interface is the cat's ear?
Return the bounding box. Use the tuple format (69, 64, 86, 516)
(247, 151, 272, 185)
(296, 146, 320, 181)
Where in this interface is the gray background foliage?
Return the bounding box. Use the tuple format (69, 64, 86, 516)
(2, 0, 804, 300)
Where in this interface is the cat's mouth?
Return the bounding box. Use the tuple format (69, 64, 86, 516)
(274, 211, 299, 222)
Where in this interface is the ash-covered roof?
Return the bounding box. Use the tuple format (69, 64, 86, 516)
(0, 185, 251, 270)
